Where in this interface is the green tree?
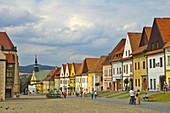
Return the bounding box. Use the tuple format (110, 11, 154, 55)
(20, 76, 31, 94)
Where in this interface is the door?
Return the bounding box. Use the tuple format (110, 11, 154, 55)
(5, 89, 12, 98)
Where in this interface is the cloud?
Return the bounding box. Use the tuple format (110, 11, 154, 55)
(0, 6, 39, 27)
(0, 0, 169, 66)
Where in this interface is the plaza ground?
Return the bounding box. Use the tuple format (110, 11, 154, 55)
(0, 95, 168, 113)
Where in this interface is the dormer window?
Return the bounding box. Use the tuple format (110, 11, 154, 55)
(128, 50, 130, 56)
(151, 42, 154, 50)
(156, 41, 159, 49)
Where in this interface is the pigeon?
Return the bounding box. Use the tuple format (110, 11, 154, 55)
(5, 107, 9, 110)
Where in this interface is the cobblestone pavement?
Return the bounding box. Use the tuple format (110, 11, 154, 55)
(0, 96, 164, 113)
(81, 96, 170, 113)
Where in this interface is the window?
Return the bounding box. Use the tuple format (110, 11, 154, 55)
(156, 41, 159, 49)
(160, 57, 163, 67)
(154, 79, 156, 90)
(153, 59, 155, 68)
(112, 68, 115, 75)
(151, 42, 154, 50)
(117, 68, 119, 74)
(135, 79, 137, 86)
(104, 69, 108, 76)
(6, 66, 14, 77)
(168, 56, 170, 66)
(138, 62, 140, 70)
(130, 64, 132, 72)
(126, 51, 127, 56)
(109, 69, 112, 76)
(138, 79, 140, 86)
(150, 79, 152, 89)
(119, 68, 122, 74)
(149, 59, 152, 68)
(135, 63, 137, 70)
(143, 61, 145, 69)
(128, 50, 130, 56)
(126, 64, 128, 74)
(124, 65, 125, 73)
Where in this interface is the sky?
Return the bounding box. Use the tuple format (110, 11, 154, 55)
(0, 0, 170, 66)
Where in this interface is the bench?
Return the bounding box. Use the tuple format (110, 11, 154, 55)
(143, 96, 154, 101)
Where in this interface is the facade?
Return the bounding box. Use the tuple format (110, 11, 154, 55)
(122, 32, 142, 91)
(91, 56, 106, 91)
(30, 57, 51, 94)
(75, 58, 99, 93)
(146, 18, 170, 91)
(43, 67, 60, 93)
(132, 27, 152, 91)
(82, 58, 99, 92)
(111, 39, 126, 91)
(65, 63, 72, 93)
(69, 63, 81, 94)
(54, 68, 61, 91)
(59, 64, 67, 92)
(0, 32, 20, 100)
(164, 46, 170, 89)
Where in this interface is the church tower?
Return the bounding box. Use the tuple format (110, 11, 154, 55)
(34, 55, 39, 72)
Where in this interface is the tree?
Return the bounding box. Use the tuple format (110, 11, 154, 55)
(20, 76, 31, 94)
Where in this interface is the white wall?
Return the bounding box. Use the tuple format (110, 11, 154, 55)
(123, 35, 132, 58)
(147, 53, 164, 91)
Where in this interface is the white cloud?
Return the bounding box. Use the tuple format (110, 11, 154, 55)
(0, 0, 169, 66)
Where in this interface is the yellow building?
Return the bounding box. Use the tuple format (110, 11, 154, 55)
(69, 63, 81, 94)
(131, 27, 152, 91)
(164, 43, 170, 89)
(30, 56, 51, 94)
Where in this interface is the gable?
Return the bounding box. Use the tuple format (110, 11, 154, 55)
(0, 32, 15, 50)
(139, 27, 152, 47)
(128, 32, 142, 52)
(147, 19, 164, 52)
(102, 39, 126, 65)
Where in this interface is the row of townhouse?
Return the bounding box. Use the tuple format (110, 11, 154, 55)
(29, 17, 170, 94)
(103, 18, 170, 92)
(30, 56, 106, 94)
(0, 32, 20, 100)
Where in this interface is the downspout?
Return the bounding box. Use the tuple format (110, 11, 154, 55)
(164, 48, 166, 88)
(121, 59, 123, 91)
(146, 55, 149, 92)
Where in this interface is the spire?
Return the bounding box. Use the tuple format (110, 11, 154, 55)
(34, 54, 39, 72)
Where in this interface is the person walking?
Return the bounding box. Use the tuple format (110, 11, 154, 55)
(129, 88, 135, 105)
(90, 90, 94, 99)
(136, 89, 140, 105)
(94, 90, 97, 99)
(63, 91, 67, 98)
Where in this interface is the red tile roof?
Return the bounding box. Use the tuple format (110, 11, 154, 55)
(44, 67, 61, 81)
(111, 39, 126, 62)
(0, 32, 15, 50)
(131, 45, 148, 55)
(128, 32, 142, 52)
(54, 68, 61, 79)
(89, 56, 107, 73)
(144, 27, 152, 40)
(5, 54, 15, 64)
(75, 58, 99, 76)
(73, 63, 81, 74)
(155, 18, 170, 43)
(145, 48, 163, 55)
(164, 40, 170, 48)
(102, 39, 126, 65)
